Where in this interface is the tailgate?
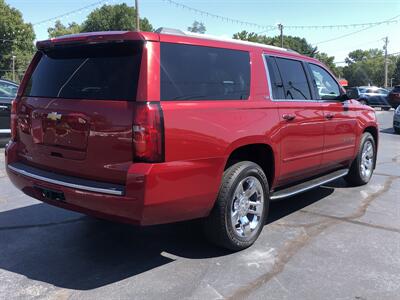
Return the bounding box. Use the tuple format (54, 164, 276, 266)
(16, 41, 143, 184)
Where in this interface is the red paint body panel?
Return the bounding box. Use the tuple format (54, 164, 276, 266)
(5, 31, 378, 225)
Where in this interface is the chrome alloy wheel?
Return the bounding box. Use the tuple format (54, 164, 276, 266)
(230, 176, 264, 238)
(360, 140, 374, 180)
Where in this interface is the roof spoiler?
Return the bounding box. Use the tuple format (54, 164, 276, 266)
(36, 31, 150, 51)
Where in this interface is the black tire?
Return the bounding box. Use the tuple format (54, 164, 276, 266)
(394, 127, 400, 134)
(345, 132, 376, 186)
(203, 161, 269, 251)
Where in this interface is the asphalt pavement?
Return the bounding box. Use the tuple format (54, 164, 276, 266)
(0, 110, 399, 300)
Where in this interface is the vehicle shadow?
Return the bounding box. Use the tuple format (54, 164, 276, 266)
(0, 138, 9, 148)
(0, 181, 337, 290)
(380, 127, 398, 135)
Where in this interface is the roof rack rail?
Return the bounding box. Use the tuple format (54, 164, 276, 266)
(155, 27, 298, 54)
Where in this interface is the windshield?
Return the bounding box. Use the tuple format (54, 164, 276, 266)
(0, 81, 18, 98)
(24, 41, 142, 101)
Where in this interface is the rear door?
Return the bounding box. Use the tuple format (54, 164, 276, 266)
(17, 41, 143, 184)
(265, 56, 325, 186)
(307, 63, 357, 170)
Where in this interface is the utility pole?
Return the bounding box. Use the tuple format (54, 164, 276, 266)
(135, 0, 140, 31)
(12, 55, 16, 82)
(278, 24, 283, 48)
(384, 36, 388, 88)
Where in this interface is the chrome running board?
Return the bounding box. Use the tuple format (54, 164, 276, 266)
(270, 168, 349, 200)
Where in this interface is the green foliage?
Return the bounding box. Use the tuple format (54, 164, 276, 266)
(187, 21, 206, 34)
(233, 30, 338, 75)
(81, 4, 153, 32)
(233, 30, 317, 56)
(48, 20, 81, 38)
(315, 52, 338, 75)
(0, 0, 35, 82)
(391, 58, 400, 86)
(342, 49, 397, 87)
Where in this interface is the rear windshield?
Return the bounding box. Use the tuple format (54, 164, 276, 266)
(24, 41, 142, 100)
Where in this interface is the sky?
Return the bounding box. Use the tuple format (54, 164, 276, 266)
(6, 0, 400, 64)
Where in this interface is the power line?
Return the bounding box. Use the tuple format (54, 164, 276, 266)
(163, 0, 400, 32)
(315, 14, 400, 45)
(32, 0, 110, 26)
(162, 0, 276, 31)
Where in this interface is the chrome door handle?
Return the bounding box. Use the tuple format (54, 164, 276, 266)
(282, 114, 296, 121)
(325, 113, 334, 120)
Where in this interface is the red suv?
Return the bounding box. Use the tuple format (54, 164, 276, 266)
(5, 29, 378, 250)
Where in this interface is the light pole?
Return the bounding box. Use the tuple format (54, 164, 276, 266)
(278, 24, 283, 48)
(383, 37, 388, 88)
(12, 55, 16, 82)
(135, 0, 140, 31)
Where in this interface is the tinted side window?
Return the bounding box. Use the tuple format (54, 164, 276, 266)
(309, 64, 340, 100)
(160, 43, 250, 100)
(265, 56, 285, 99)
(275, 57, 311, 100)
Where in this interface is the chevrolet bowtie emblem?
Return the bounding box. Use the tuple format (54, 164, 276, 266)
(47, 112, 62, 121)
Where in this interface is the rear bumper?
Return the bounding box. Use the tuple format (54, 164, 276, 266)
(0, 129, 11, 137)
(388, 98, 400, 108)
(5, 142, 223, 225)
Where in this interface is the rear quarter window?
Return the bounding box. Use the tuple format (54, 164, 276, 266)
(160, 43, 250, 101)
(24, 41, 143, 101)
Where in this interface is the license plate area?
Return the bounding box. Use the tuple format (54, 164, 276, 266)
(35, 186, 65, 201)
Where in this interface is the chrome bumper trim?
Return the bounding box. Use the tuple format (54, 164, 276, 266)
(8, 162, 125, 196)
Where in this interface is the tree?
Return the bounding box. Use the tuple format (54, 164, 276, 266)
(0, 0, 35, 82)
(81, 4, 153, 32)
(233, 30, 338, 75)
(390, 58, 400, 86)
(342, 49, 397, 87)
(233, 30, 317, 56)
(315, 52, 338, 75)
(48, 20, 81, 38)
(187, 21, 206, 34)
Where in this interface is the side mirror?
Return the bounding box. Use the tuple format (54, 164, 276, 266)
(338, 93, 350, 101)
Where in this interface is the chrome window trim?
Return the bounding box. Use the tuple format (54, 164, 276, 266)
(262, 53, 324, 103)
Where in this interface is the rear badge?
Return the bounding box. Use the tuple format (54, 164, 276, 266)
(47, 112, 62, 121)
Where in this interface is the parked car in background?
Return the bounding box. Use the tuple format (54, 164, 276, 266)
(0, 79, 18, 137)
(346, 86, 391, 110)
(5, 30, 379, 250)
(394, 106, 400, 134)
(388, 85, 400, 109)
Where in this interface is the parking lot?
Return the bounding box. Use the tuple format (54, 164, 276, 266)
(0, 110, 399, 300)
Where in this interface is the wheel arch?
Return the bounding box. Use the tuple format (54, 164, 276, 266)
(224, 142, 277, 190)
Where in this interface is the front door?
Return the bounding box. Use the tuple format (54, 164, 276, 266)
(307, 63, 357, 170)
(265, 55, 325, 186)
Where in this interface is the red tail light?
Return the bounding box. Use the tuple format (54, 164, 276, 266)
(10, 99, 18, 141)
(133, 102, 164, 162)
